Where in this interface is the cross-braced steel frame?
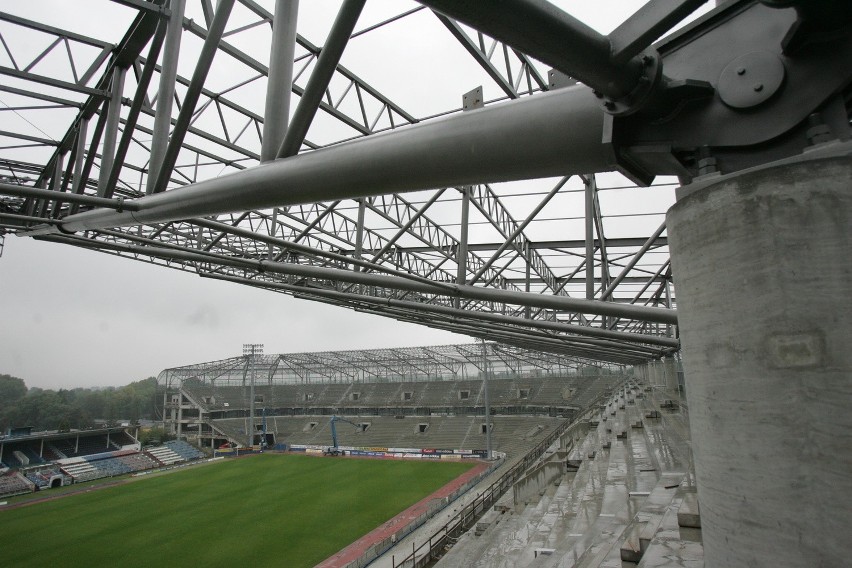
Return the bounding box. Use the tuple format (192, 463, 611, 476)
(1, 1, 849, 366)
(156, 342, 623, 388)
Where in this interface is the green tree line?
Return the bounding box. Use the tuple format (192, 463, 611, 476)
(0, 374, 161, 433)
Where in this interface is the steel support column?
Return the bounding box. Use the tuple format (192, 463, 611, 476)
(97, 66, 126, 197)
(457, 186, 470, 288)
(71, 119, 89, 195)
(584, 174, 595, 300)
(354, 197, 366, 272)
(147, 0, 186, 194)
(276, 0, 366, 159)
(150, 0, 235, 195)
(481, 339, 493, 460)
(260, 0, 299, 163)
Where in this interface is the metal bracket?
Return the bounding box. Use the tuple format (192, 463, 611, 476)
(462, 86, 484, 111)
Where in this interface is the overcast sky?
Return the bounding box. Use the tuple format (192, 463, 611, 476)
(0, 1, 709, 390)
(0, 236, 467, 389)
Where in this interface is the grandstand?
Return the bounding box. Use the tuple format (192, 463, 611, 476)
(0, 426, 208, 498)
(156, 343, 625, 453)
(1, 343, 704, 567)
(152, 344, 709, 567)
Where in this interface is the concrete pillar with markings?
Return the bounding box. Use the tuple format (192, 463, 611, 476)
(667, 146, 852, 567)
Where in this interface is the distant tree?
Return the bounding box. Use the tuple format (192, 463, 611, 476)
(0, 374, 27, 409)
(138, 427, 175, 446)
(0, 375, 160, 432)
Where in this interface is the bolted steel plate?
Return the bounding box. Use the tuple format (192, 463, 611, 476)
(718, 50, 785, 109)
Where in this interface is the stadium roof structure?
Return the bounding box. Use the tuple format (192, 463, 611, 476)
(156, 342, 625, 387)
(1, 1, 848, 367)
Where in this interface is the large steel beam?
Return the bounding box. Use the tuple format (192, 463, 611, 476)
(584, 175, 596, 300)
(259, 277, 673, 351)
(147, 0, 187, 194)
(103, 20, 168, 199)
(39, 235, 675, 324)
(339, 236, 668, 255)
(149, 0, 235, 195)
(281, 282, 679, 350)
(276, 0, 366, 159)
(0, 182, 140, 212)
(96, 67, 126, 197)
(42, 85, 612, 233)
(260, 0, 299, 163)
(418, 0, 650, 107)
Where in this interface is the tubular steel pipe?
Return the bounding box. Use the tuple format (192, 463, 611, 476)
(419, 0, 645, 101)
(0, 182, 140, 212)
(40, 235, 676, 324)
(584, 175, 596, 299)
(150, 0, 235, 195)
(147, 0, 186, 194)
(97, 67, 126, 197)
(600, 219, 667, 301)
(40, 85, 613, 234)
(301, 286, 679, 350)
(276, 0, 366, 159)
(103, 20, 168, 199)
(208, 271, 677, 348)
(260, 0, 299, 163)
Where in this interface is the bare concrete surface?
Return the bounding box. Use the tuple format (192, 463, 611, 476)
(407, 383, 702, 568)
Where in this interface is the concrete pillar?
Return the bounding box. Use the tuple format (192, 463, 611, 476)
(667, 146, 852, 568)
(663, 356, 677, 392)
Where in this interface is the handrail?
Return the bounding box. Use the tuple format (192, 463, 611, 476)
(386, 384, 618, 568)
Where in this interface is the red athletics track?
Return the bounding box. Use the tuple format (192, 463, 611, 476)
(315, 459, 490, 568)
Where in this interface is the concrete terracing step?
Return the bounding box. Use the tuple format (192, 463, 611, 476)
(677, 490, 701, 529)
(637, 492, 703, 568)
(619, 473, 685, 563)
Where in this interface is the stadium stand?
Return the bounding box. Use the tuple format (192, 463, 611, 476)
(58, 458, 100, 482)
(164, 440, 206, 461)
(144, 441, 204, 466)
(210, 415, 565, 459)
(0, 471, 33, 498)
(24, 468, 64, 489)
(173, 375, 623, 451)
(0, 426, 173, 488)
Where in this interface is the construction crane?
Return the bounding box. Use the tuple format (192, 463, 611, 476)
(323, 415, 361, 456)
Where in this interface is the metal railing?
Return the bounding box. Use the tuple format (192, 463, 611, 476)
(384, 387, 615, 568)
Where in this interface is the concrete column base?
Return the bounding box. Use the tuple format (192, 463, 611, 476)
(667, 145, 852, 567)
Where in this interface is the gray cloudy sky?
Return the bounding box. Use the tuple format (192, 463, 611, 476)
(0, 236, 466, 389)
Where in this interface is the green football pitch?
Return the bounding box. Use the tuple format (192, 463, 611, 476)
(0, 454, 476, 568)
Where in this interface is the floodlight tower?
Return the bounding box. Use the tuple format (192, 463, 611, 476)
(243, 343, 264, 448)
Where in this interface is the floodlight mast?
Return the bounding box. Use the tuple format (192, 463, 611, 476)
(242, 343, 264, 448)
